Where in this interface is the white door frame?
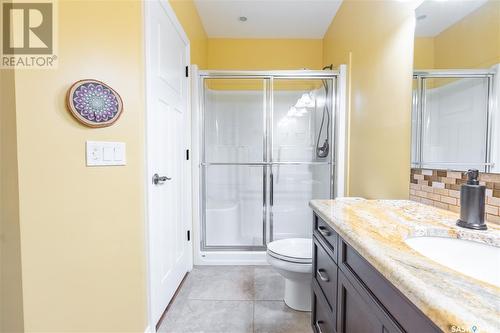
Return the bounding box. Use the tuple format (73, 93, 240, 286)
(143, 1, 193, 331)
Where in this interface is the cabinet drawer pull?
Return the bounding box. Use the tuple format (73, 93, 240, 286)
(318, 225, 331, 237)
(316, 320, 325, 333)
(317, 269, 330, 282)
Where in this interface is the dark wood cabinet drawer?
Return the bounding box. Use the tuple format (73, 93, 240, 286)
(312, 279, 336, 333)
(337, 270, 402, 333)
(314, 214, 338, 262)
(338, 239, 441, 333)
(313, 236, 337, 312)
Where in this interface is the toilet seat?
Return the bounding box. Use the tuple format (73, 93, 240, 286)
(267, 238, 312, 264)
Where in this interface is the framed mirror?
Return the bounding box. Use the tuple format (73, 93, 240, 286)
(411, 0, 500, 174)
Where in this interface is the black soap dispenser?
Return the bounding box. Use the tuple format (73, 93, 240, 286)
(456, 169, 487, 230)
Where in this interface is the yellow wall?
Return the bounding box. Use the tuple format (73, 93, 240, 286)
(208, 39, 323, 70)
(413, 37, 434, 69)
(323, 0, 416, 199)
(0, 69, 25, 333)
(169, 0, 208, 68)
(168, 1, 325, 71)
(167, 2, 324, 71)
(13, 1, 147, 331)
(414, 0, 500, 69)
(434, 0, 500, 69)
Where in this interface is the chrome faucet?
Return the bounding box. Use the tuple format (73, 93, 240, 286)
(456, 169, 487, 230)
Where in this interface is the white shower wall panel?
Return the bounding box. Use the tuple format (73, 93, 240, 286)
(205, 90, 265, 163)
(273, 164, 330, 239)
(205, 165, 264, 247)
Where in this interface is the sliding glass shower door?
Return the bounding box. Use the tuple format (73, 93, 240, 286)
(202, 78, 269, 250)
(270, 78, 334, 241)
(201, 75, 335, 251)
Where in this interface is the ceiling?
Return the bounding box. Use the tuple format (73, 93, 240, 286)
(415, 0, 488, 37)
(194, 0, 343, 39)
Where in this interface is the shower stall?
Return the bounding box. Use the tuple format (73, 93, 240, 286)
(192, 68, 346, 264)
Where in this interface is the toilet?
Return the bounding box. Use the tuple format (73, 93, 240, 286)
(267, 238, 312, 311)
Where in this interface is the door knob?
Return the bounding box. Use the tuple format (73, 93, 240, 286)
(152, 173, 171, 185)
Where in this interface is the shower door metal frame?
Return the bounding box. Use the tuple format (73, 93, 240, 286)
(412, 69, 496, 173)
(199, 70, 339, 251)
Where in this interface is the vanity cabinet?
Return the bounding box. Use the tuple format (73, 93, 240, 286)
(337, 269, 402, 333)
(311, 213, 442, 333)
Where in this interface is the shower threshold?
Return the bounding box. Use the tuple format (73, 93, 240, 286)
(195, 250, 268, 266)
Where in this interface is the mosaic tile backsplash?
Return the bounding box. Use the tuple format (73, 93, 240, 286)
(410, 168, 500, 225)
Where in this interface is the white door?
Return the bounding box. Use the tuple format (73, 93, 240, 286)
(145, 0, 191, 326)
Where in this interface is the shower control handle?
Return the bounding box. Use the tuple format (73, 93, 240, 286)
(152, 173, 171, 185)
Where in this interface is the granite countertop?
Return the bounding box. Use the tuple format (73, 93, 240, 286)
(309, 198, 500, 333)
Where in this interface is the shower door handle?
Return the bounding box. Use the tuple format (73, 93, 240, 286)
(270, 173, 274, 206)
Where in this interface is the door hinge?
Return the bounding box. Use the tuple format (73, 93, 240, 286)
(186, 149, 190, 160)
(185, 66, 189, 78)
(187, 230, 191, 241)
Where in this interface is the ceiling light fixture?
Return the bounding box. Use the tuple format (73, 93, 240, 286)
(238, 16, 247, 22)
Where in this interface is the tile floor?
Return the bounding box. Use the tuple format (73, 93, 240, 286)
(158, 266, 312, 333)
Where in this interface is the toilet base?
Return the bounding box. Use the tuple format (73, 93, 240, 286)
(283, 279, 311, 311)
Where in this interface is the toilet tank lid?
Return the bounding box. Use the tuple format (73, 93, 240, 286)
(267, 238, 312, 259)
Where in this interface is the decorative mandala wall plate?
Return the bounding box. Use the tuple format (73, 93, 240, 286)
(66, 79, 123, 128)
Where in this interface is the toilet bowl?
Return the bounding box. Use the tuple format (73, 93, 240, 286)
(266, 238, 312, 311)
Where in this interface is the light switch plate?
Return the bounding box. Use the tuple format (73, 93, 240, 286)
(103, 146, 113, 161)
(86, 141, 126, 166)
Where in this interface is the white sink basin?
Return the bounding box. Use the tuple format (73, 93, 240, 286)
(405, 236, 500, 288)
